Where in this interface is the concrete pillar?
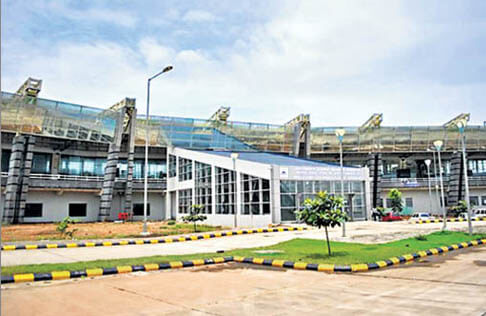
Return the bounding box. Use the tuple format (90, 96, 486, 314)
(99, 110, 125, 221)
(448, 152, 463, 206)
(291, 124, 301, 157)
(17, 136, 35, 222)
(3, 135, 25, 223)
(367, 153, 382, 208)
(124, 108, 137, 216)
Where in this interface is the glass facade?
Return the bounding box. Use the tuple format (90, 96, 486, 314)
(1, 150, 11, 173)
(133, 159, 166, 179)
(31, 153, 51, 174)
(280, 180, 366, 221)
(195, 162, 212, 214)
(60, 156, 106, 176)
(178, 189, 193, 214)
(178, 158, 193, 181)
(241, 174, 270, 215)
(168, 155, 177, 178)
(1, 92, 118, 143)
(215, 167, 236, 214)
(468, 160, 486, 176)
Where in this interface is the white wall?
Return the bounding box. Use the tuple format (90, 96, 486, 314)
(130, 192, 166, 221)
(24, 191, 101, 222)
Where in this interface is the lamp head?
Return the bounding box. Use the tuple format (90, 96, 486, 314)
(433, 140, 443, 151)
(335, 128, 346, 142)
(424, 159, 431, 166)
(230, 153, 239, 160)
(162, 65, 173, 73)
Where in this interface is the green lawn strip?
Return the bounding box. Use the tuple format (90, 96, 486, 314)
(2, 231, 485, 276)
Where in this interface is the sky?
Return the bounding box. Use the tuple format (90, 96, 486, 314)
(2, 0, 486, 127)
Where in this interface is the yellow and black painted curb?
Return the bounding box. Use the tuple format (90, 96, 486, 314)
(1, 256, 234, 284)
(2, 239, 485, 284)
(1, 227, 307, 251)
(412, 218, 486, 224)
(234, 238, 486, 273)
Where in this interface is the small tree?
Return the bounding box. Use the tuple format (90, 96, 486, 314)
(295, 191, 348, 256)
(449, 200, 467, 217)
(182, 204, 207, 232)
(56, 216, 78, 239)
(388, 189, 403, 214)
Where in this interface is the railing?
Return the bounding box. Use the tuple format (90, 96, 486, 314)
(28, 173, 167, 184)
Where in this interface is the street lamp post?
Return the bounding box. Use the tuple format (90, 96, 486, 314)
(433, 140, 447, 231)
(143, 65, 173, 235)
(231, 152, 239, 228)
(456, 120, 473, 235)
(335, 129, 346, 237)
(431, 150, 440, 212)
(424, 159, 432, 213)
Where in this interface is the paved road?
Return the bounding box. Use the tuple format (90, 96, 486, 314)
(2, 244, 485, 315)
(2, 221, 486, 266)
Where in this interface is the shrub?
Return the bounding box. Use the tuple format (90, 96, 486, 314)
(167, 220, 176, 225)
(56, 217, 78, 239)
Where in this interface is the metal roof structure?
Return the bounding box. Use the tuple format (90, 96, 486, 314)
(2, 89, 485, 153)
(200, 150, 357, 168)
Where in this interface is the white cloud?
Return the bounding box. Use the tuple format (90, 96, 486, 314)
(2, 1, 485, 126)
(182, 10, 217, 23)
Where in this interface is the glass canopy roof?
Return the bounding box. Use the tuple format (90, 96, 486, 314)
(2, 91, 485, 153)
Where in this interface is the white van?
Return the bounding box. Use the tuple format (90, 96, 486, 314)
(410, 213, 435, 221)
(472, 208, 486, 219)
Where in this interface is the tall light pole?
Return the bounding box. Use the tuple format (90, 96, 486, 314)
(143, 65, 173, 235)
(424, 159, 432, 213)
(335, 129, 346, 237)
(433, 140, 447, 231)
(431, 149, 440, 212)
(456, 120, 473, 235)
(231, 153, 239, 228)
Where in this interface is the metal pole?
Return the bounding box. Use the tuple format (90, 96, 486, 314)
(432, 150, 440, 213)
(437, 149, 447, 230)
(232, 157, 237, 228)
(426, 163, 432, 213)
(460, 131, 473, 235)
(142, 79, 151, 235)
(340, 139, 345, 237)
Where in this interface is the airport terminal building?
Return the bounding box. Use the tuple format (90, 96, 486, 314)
(1, 78, 485, 225)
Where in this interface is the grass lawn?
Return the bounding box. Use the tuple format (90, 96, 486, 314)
(1, 221, 227, 242)
(2, 231, 485, 276)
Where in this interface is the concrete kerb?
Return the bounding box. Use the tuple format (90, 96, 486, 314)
(411, 218, 486, 225)
(1, 256, 234, 284)
(234, 238, 486, 273)
(1, 227, 308, 251)
(2, 238, 484, 284)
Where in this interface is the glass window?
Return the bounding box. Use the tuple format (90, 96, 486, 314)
(69, 203, 87, 217)
(195, 162, 212, 214)
(215, 167, 236, 214)
(178, 189, 193, 214)
(31, 153, 51, 174)
(133, 159, 166, 179)
(405, 197, 413, 208)
(241, 174, 271, 215)
(178, 158, 193, 181)
(24, 203, 43, 217)
(482, 196, 486, 206)
(169, 155, 177, 178)
(133, 203, 150, 216)
(60, 156, 106, 176)
(1, 150, 11, 172)
(470, 196, 479, 207)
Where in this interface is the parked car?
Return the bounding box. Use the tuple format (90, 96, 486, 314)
(409, 213, 435, 221)
(382, 212, 403, 222)
(472, 208, 486, 219)
(458, 208, 486, 220)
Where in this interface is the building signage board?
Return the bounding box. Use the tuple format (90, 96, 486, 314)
(282, 166, 364, 181)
